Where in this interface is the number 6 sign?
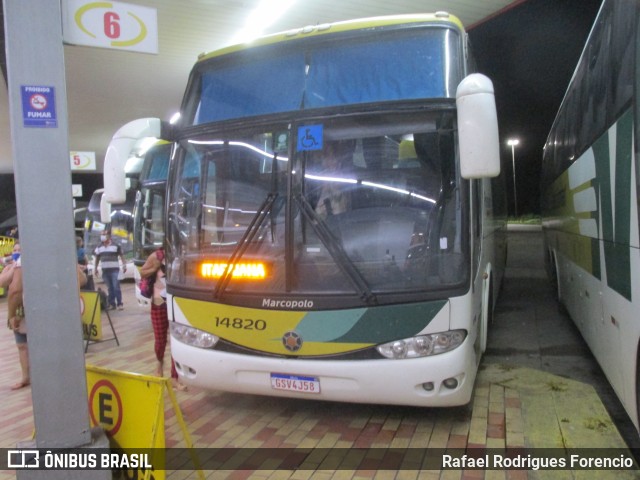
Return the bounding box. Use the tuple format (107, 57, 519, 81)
(61, 0, 158, 54)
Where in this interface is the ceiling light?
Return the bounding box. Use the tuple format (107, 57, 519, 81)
(229, 0, 296, 45)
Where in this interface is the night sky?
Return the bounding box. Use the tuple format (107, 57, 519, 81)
(469, 0, 603, 215)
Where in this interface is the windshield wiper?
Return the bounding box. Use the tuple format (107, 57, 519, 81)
(212, 146, 284, 300)
(213, 192, 278, 300)
(295, 194, 377, 305)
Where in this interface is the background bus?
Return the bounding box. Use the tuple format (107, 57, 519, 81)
(84, 188, 136, 281)
(131, 141, 171, 303)
(541, 0, 639, 431)
(104, 13, 505, 407)
(133, 141, 171, 265)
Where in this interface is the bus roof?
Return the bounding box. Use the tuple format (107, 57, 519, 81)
(197, 12, 465, 63)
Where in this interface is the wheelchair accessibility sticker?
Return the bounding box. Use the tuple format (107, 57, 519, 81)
(297, 124, 323, 151)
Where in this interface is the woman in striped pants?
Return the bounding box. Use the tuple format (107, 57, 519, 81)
(140, 248, 186, 391)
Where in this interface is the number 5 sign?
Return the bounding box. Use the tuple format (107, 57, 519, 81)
(61, 0, 158, 54)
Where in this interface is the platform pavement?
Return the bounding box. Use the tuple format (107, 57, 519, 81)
(0, 229, 637, 479)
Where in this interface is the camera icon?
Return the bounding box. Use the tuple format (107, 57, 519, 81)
(7, 450, 39, 468)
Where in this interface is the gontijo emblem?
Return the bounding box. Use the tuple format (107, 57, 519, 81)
(282, 331, 303, 352)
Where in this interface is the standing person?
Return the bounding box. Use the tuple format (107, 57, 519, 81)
(0, 243, 29, 390)
(139, 247, 186, 391)
(93, 230, 126, 310)
(76, 236, 87, 266)
(77, 236, 93, 291)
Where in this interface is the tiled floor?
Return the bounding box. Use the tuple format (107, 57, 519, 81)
(0, 279, 635, 480)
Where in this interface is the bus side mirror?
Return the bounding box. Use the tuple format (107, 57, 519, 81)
(100, 193, 111, 224)
(456, 74, 500, 179)
(104, 118, 163, 204)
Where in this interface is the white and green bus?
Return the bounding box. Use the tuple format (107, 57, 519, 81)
(132, 141, 171, 265)
(131, 141, 171, 304)
(104, 13, 506, 406)
(541, 0, 640, 430)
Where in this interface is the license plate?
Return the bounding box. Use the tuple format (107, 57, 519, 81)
(270, 373, 320, 394)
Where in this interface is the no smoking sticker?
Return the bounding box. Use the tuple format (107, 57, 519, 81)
(20, 85, 57, 128)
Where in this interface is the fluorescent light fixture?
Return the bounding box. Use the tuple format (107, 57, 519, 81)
(229, 0, 296, 45)
(304, 173, 357, 184)
(188, 139, 288, 161)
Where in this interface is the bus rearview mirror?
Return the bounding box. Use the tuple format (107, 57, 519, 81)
(456, 74, 500, 179)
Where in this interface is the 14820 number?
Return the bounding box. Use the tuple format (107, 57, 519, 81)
(215, 316, 267, 330)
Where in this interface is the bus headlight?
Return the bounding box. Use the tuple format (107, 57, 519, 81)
(376, 330, 466, 359)
(170, 322, 218, 348)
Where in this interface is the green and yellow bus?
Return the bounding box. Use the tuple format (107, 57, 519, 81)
(104, 13, 505, 406)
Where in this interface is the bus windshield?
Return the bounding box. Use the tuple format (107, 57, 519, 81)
(133, 143, 171, 264)
(167, 108, 467, 303)
(186, 27, 462, 124)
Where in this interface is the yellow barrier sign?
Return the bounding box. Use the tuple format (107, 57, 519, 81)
(80, 291, 102, 340)
(86, 365, 202, 479)
(0, 236, 16, 297)
(0, 236, 16, 256)
(86, 365, 165, 480)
